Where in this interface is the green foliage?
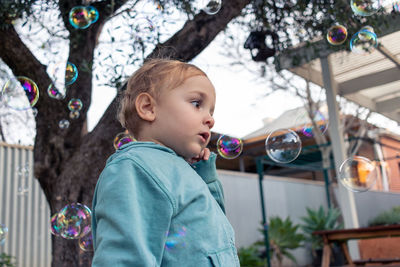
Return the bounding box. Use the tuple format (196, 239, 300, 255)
(238, 245, 267, 267)
(255, 217, 305, 265)
(368, 206, 400, 227)
(300, 206, 343, 250)
(0, 253, 16, 267)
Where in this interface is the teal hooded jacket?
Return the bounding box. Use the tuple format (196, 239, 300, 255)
(92, 142, 240, 267)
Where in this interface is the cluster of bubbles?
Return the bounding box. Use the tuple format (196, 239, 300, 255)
(216, 135, 243, 159)
(68, 98, 83, 119)
(69, 6, 99, 29)
(48, 61, 78, 100)
(0, 224, 8, 246)
(1, 77, 39, 110)
(326, 0, 381, 53)
(113, 132, 136, 150)
(165, 226, 187, 252)
(339, 156, 378, 192)
(50, 203, 93, 252)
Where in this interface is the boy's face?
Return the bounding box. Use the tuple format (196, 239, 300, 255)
(151, 75, 216, 161)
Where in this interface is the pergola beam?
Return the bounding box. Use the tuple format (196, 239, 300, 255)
(376, 96, 400, 113)
(338, 67, 400, 96)
(377, 45, 400, 69)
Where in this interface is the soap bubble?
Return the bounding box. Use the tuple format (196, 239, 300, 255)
(113, 132, 136, 149)
(165, 226, 187, 252)
(1, 76, 39, 110)
(327, 24, 348, 45)
(216, 135, 243, 159)
(50, 213, 62, 236)
(68, 98, 83, 112)
(86, 6, 99, 24)
(339, 156, 378, 192)
(57, 203, 92, 239)
(79, 233, 93, 251)
(47, 84, 65, 100)
(350, 29, 378, 54)
(133, 17, 157, 43)
(32, 107, 38, 117)
(297, 111, 329, 137)
(200, 0, 222, 15)
(350, 0, 381, 16)
(65, 62, 78, 86)
(69, 110, 80, 119)
(59, 119, 70, 129)
(69, 6, 91, 29)
(265, 129, 302, 163)
(0, 224, 8, 245)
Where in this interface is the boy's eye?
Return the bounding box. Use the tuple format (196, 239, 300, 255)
(191, 100, 201, 108)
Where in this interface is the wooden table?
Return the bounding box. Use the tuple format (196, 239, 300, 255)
(313, 224, 400, 266)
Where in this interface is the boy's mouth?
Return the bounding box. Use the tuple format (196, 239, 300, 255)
(199, 132, 210, 142)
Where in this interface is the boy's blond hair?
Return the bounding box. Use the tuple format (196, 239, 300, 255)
(118, 58, 207, 137)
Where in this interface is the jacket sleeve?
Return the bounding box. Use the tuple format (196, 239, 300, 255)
(92, 158, 174, 267)
(192, 152, 226, 213)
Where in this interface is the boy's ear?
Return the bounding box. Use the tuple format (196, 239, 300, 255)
(135, 93, 156, 122)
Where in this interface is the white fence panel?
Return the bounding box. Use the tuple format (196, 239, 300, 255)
(0, 142, 51, 267)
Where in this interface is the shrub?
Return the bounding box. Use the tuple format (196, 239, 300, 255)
(368, 206, 400, 227)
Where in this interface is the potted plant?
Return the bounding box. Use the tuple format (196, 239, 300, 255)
(255, 216, 305, 267)
(358, 206, 400, 259)
(0, 253, 16, 267)
(238, 245, 267, 267)
(300, 205, 344, 266)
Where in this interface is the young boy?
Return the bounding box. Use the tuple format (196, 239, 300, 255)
(91, 59, 240, 266)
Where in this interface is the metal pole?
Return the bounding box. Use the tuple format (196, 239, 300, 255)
(256, 158, 271, 267)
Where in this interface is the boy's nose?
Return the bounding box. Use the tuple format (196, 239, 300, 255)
(205, 114, 215, 129)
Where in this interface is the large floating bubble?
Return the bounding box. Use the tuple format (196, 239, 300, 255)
(216, 135, 243, 159)
(350, 0, 381, 16)
(327, 24, 348, 45)
(350, 29, 378, 54)
(113, 132, 136, 150)
(1, 76, 39, 110)
(57, 203, 92, 239)
(0, 224, 8, 245)
(339, 156, 377, 192)
(265, 129, 302, 163)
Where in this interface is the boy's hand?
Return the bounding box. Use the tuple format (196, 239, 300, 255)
(187, 148, 210, 164)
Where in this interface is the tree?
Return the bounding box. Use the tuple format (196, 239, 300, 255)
(0, 0, 394, 266)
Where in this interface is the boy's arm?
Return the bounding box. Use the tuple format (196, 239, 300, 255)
(192, 152, 226, 213)
(92, 159, 174, 266)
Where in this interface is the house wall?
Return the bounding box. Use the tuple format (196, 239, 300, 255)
(380, 136, 400, 192)
(219, 169, 400, 266)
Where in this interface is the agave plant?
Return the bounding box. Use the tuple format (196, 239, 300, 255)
(300, 206, 343, 251)
(255, 216, 305, 266)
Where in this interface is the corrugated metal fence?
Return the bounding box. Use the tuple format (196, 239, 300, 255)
(0, 142, 51, 267)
